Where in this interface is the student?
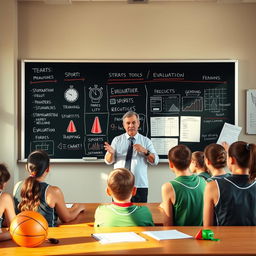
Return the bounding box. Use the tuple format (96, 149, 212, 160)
(204, 143, 230, 181)
(0, 164, 16, 241)
(190, 151, 211, 180)
(13, 150, 85, 227)
(160, 145, 206, 226)
(94, 168, 154, 227)
(204, 141, 256, 226)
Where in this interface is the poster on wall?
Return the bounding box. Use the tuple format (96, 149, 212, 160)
(246, 89, 256, 134)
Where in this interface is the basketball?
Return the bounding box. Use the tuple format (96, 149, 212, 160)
(10, 211, 48, 247)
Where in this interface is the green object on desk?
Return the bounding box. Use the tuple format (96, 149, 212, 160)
(202, 229, 220, 241)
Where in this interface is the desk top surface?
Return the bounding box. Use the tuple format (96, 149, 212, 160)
(1, 225, 256, 255)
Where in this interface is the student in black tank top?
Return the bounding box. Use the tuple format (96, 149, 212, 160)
(204, 143, 230, 181)
(13, 150, 85, 227)
(204, 141, 256, 226)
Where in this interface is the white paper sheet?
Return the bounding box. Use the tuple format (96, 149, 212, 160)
(246, 89, 256, 134)
(151, 138, 178, 155)
(217, 122, 242, 145)
(142, 230, 192, 240)
(92, 232, 146, 244)
(150, 116, 179, 137)
(180, 116, 201, 142)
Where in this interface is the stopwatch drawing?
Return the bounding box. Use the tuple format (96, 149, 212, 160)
(89, 84, 103, 103)
(64, 85, 79, 103)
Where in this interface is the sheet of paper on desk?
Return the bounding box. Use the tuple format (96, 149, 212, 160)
(142, 230, 192, 240)
(92, 232, 146, 244)
(65, 204, 73, 208)
(217, 122, 242, 145)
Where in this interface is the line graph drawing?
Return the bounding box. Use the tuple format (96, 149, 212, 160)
(204, 88, 227, 112)
(182, 97, 203, 112)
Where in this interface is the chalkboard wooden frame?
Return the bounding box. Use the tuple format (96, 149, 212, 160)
(20, 59, 238, 163)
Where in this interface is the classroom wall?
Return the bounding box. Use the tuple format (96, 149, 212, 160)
(1, 0, 256, 203)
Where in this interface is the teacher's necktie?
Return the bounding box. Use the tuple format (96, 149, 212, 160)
(125, 137, 135, 170)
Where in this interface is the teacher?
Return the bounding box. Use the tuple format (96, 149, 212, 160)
(104, 111, 159, 202)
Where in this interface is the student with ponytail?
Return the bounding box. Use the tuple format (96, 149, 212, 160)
(190, 151, 211, 180)
(204, 141, 256, 226)
(13, 150, 85, 227)
(204, 143, 230, 181)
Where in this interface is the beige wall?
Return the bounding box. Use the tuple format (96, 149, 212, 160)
(1, 0, 256, 202)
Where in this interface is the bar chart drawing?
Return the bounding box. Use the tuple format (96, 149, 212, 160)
(204, 88, 227, 112)
(182, 97, 203, 112)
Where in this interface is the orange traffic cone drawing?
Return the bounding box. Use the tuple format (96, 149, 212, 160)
(67, 120, 77, 133)
(91, 116, 102, 134)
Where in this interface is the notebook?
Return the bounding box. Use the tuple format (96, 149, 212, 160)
(91, 232, 146, 244)
(142, 230, 192, 240)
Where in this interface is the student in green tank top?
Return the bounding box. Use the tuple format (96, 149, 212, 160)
(160, 145, 206, 226)
(94, 168, 154, 227)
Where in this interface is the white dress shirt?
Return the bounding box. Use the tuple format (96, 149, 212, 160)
(104, 133, 159, 188)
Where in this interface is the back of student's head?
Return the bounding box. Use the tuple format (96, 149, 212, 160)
(228, 141, 256, 182)
(107, 168, 135, 201)
(168, 144, 191, 170)
(19, 150, 50, 211)
(0, 163, 10, 189)
(192, 151, 208, 173)
(204, 143, 227, 169)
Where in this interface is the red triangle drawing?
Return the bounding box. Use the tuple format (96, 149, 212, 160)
(67, 120, 77, 133)
(91, 116, 102, 134)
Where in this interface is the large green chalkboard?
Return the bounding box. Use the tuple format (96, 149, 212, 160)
(21, 60, 237, 162)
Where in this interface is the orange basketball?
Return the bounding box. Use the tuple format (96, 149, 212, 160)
(10, 211, 48, 247)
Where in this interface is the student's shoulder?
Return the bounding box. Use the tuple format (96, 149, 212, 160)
(137, 205, 152, 214)
(46, 185, 63, 196)
(0, 192, 13, 203)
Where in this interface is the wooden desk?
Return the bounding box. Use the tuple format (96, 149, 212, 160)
(65, 203, 165, 226)
(1, 226, 256, 255)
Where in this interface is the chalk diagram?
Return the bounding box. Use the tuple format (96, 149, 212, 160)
(204, 88, 227, 112)
(30, 140, 54, 156)
(163, 95, 180, 112)
(89, 84, 103, 103)
(182, 97, 203, 112)
(64, 85, 79, 103)
(150, 95, 180, 113)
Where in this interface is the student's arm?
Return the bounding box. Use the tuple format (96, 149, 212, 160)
(1, 193, 16, 226)
(203, 180, 218, 227)
(0, 231, 12, 241)
(160, 182, 174, 226)
(48, 186, 85, 223)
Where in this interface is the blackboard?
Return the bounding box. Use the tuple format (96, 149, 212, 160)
(21, 60, 237, 162)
